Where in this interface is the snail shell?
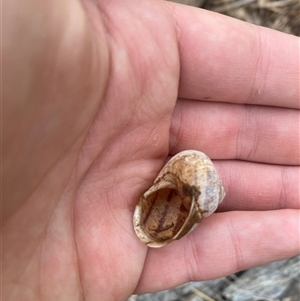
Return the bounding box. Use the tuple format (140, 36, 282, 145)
(133, 150, 225, 247)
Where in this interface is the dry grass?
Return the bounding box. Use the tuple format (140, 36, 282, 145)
(202, 0, 300, 36)
(169, 0, 300, 36)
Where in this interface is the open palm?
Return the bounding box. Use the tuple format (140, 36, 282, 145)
(3, 1, 299, 301)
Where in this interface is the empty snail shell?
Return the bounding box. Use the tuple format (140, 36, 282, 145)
(133, 150, 225, 248)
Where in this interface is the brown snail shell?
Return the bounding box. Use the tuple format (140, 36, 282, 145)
(133, 150, 225, 248)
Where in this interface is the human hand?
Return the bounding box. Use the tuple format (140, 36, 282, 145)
(3, 1, 299, 301)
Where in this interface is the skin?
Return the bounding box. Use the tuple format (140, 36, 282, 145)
(2, 0, 300, 300)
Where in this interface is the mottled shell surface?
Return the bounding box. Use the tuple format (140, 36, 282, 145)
(133, 150, 225, 247)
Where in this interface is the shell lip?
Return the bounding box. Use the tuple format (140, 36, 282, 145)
(170, 197, 203, 241)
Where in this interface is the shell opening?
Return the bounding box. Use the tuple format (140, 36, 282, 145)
(138, 187, 196, 245)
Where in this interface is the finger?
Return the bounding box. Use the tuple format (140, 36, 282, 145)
(214, 161, 300, 211)
(170, 100, 300, 165)
(167, 3, 299, 109)
(135, 210, 300, 293)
